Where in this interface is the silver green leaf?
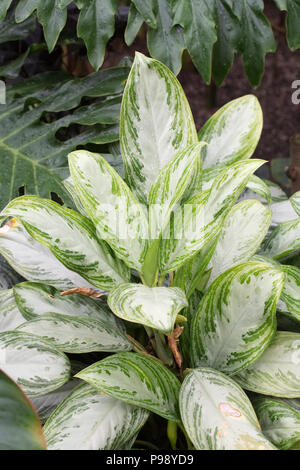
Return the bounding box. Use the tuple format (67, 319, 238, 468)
(179, 368, 275, 450)
(259, 217, 300, 260)
(252, 396, 300, 450)
(13, 281, 121, 330)
(0, 289, 25, 333)
(290, 191, 300, 216)
(0, 218, 99, 290)
(0, 331, 71, 397)
(68, 150, 148, 271)
(235, 332, 300, 398)
(246, 175, 272, 205)
(159, 159, 265, 273)
(120, 52, 197, 205)
(76, 352, 181, 422)
(270, 199, 298, 226)
(44, 382, 149, 450)
(108, 283, 187, 335)
(16, 313, 131, 354)
(280, 265, 300, 322)
(191, 262, 284, 375)
(207, 200, 272, 286)
(2, 196, 130, 290)
(198, 95, 263, 171)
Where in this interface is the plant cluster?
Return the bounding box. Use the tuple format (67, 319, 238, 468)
(0, 52, 300, 450)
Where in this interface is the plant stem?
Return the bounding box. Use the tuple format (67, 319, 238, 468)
(167, 421, 178, 450)
(158, 274, 166, 286)
(135, 440, 160, 451)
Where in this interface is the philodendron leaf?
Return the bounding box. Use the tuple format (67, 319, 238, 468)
(76, 352, 181, 422)
(179, 368, 275, 450)
(0, 331, 71, 397)
(16, 313, 131, 354)
(37, 0, 67, 52)
(0, 370, 46, 450)
(259, 217, 300, 260)
(13, 281, 121, 330)
(108, 283, 187, 335)
(120, 52, 197, 205)
(198, 95, 263, 171)
(191, 262, 284, 375)
(2, 196, 130, 290)
(252, 396, 300, 450)
(235, 332, 300, 398)
(159, 159, 265, 273)
(124, 3, 144, 46)
(148, 143, 205, 239)
(0, 0, 13, 22)
(44, 383, 149, 450)
(132, 0, 157, 28)
(68, 150, 148, 272)
(0, 218, 99, 290)
(290, 191, 300, 216)
(206, 200, 272, 286)
(280, 266, 300, 322)
(0, 289, 25, 333)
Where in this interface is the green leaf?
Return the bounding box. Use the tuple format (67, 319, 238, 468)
(246, 175, 272, 205)
(159, 159, 265, 273)
(290, 191, 300, 216)
(2, 196, 130, 291)
(235, 332, 300, 398)
(37, 0, 67, 52)
(147, 0, 184, 75)
(120, 52, 197, 205)
(259, 217, 300, 260)
(274, 0, 300, 51)
(280, 266, 300, 322)
(198, 95, 263, 171)
(191, 262, 284, 375)
(206, 200, 272, 286)
(77, 0, 118, 71)
(0, 289, 26, 333)
(232, 0, 276, 88)
(0, 0, 13, 22)
(44, 382, 149, 450)
(68, 150, 148, 272)
(0, 5, 36, 42)
(0, 370, 46, 450)
(0, 330, 71, 397)
(0, 65, 129, 210)
(252, 396, 300, 450)
(16, 313, 131, 353)
(0, 218, 100, 290)
(124, 3, 144, 46)
(172, 0, 217, 84)
(132, 0, 156, 28)
(76, 352, 181, 422)
(148, 143, 205, 240)
(108, 283, 187, 335)
(179, 368, 275, 450)
(13, 281, 120, 329)
(15, 0, 40, 23)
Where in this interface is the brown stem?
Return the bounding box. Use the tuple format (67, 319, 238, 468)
(60, 287, 107, 298)
(168, 326, 184, 369)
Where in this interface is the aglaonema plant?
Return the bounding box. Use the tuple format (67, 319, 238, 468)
(0, 52, 300, 451)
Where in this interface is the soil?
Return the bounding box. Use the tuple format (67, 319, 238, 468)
(102, 2, 300, 168)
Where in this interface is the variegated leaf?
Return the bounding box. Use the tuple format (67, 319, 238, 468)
(280, 265, 300, 322)
(191, 262, 284, 375)
(179, 368, 275, 450)
(107, 283, 187, 335)
(246, 175, 272, 205)
(198, 95, 263, 171)
(13, 281, 121, 330)
(0, 289, 25, 333)
(2, 196, 130, 290)
(290, 191, 300, 216)
(159, 159, 265, 273)
(16, 313, 131, 354)
(207, 200, 272, 286)
(44, 383, 149, 450)
(252, 396, 300, 450)
(0, 370, 46, 450)
(148, 142, 205, 239)
(0, 331, 71, 397)
(120, 52, 198, 204)
(63, 176, 88, 217)
(259, 217, 300, 260)
(68, 150, 148, 271)
(76, 352, 181, 422)
(235, 332, 300, 398)
(270, 200, 298, 226)
(0, 218, 100, 290)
